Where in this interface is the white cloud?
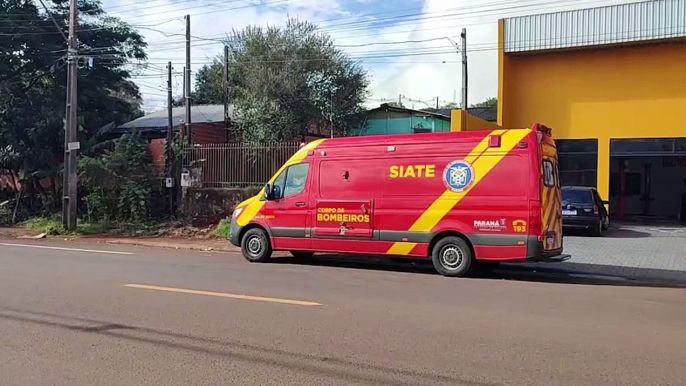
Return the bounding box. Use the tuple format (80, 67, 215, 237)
(101, 0, 641, 113)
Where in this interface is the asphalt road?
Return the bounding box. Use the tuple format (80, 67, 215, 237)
(1, 240, 685, 386)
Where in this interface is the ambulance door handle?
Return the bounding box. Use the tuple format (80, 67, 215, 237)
(295, 202, 306, 207)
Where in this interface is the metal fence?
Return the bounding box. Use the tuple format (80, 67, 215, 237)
(181, 142, 302, 188)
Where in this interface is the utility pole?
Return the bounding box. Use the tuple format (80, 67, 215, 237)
(61, 56, 71, 225)
(166, 62, 174, 216)
(184, 15, 192, 146)
(223, 45, 229, 128)
(330, 90, 334, 138)
(460, 28, 468, 111)
(62, 0, 78, 230)
(436, 96, 439, 109)
(166, 62, 173, 160)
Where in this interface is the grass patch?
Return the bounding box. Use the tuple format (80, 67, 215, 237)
(24, 217, 115, 236)
(216, 218, 231, 239)
(77, 220, 112, 235)
(23, 217, 66, 235)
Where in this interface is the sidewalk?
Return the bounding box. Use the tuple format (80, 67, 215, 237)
(86, 235, 240, 252)
(0, 226, 240, 252)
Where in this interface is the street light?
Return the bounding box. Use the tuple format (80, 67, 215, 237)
(441, 29, 467, 111)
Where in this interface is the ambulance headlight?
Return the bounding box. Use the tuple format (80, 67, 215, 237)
(232, 207, 244, 219)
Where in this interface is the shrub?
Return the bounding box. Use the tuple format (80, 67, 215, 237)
(216, 218, 231, 238)
(79, 131, 157, 224)
(23, 217, 65, 235)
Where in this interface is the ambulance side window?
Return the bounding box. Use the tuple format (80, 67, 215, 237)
(271, 169, 287, 199)
(283, 163, 310, 198)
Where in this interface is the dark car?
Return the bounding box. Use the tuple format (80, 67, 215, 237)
(561, 186, 610, 236)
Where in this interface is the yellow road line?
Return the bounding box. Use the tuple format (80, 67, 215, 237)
(124, 284, 321, 306)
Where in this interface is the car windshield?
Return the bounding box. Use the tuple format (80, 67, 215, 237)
(562, 189, 593, 205)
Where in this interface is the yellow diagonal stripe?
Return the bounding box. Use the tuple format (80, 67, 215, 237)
(237, 139, 325, 226)
(387, 129, 530, 255)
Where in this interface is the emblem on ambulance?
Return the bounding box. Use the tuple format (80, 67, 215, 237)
(443, 160, 474, 192)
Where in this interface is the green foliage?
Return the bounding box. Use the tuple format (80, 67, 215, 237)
(1, 0, 147, 218)
(23, 217, 65, 235)
(192, 18, 369, 141)
(471, 97, 497, 108)
(76, 220, 112, 235)
(23, 216, 111, 235)
(215, 218, 231, 239)
(79, 131, 156, 223)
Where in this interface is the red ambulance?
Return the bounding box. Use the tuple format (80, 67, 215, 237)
(229, 124, 569, 277)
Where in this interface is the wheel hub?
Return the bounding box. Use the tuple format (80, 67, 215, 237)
(441, 246, 464, 270)
(247, 236, 262, 256)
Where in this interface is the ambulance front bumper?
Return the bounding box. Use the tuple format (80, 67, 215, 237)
(229, 216, 242, 247)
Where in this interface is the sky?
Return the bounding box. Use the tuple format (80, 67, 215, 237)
(100, 0, 638, 112)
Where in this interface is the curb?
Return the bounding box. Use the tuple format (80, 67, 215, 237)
(95, 238, 241, 253)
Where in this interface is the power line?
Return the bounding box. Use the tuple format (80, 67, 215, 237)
(137, 0, 601, 43)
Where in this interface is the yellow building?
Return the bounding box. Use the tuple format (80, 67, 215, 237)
(497, 0, 686, 220)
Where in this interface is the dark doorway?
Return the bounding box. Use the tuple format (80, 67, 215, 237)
(609, 138, 686, 222)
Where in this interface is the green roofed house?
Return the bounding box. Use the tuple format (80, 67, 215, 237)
(350, 104, 452, 136)
(350, 104, 498, 136)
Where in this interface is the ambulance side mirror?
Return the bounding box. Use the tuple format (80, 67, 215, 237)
(264, 184, 273, 200)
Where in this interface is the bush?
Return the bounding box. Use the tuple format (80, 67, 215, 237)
(216, 218, 231, 238)
(23, 217, 65, 235)
(79, 131, 158, 224)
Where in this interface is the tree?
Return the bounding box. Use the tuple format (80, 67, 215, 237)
(0, 0, 147, 220)
(193, 18, 369, 142)
(440, 102, 459, 109)
(471, 97, 497, 108)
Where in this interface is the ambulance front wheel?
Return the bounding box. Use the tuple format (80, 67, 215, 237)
(241, 228, 273, 263)
(431, 236, 473, 277)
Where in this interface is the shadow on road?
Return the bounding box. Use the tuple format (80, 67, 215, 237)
(564, 227, 652, 238)
(0, 307, 492, 386)
(272, 255, 686, 289)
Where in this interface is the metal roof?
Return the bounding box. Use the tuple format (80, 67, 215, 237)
(504, 0, 686, 53)
(370, 104, 452, 120)
(118, 104, 234, 130)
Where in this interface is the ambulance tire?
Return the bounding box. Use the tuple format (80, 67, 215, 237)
(241, 228, 273, 263)
(290, 251, 314, 259)
(431, 236, 474, 277)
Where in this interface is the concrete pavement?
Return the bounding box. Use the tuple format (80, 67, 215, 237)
(1, 240, 686, 386)
(526, 225, 686, 283)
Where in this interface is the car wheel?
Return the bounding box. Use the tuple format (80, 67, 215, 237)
(589, 221, 603, 237)
(241, 228, 272, 263)
(290, 251, 314, 259)
(431, 236, 473, 277)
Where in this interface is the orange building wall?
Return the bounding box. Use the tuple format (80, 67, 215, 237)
(498, 39, 686, 199)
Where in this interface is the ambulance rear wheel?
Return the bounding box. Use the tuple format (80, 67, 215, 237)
(431, 236, 473, 277)
(241, 228, 272, 263)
